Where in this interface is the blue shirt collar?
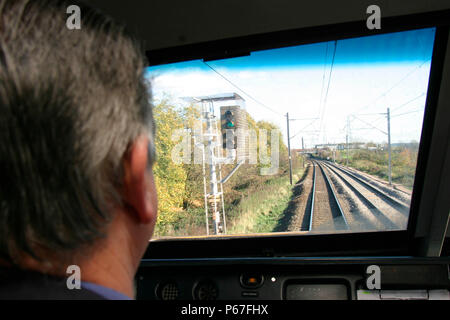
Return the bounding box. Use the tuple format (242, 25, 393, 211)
(81, 281, 133, 300)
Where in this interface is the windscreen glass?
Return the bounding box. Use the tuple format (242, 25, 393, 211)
(146, 27, 436, 239)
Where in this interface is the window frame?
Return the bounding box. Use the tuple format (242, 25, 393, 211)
(144, 9, 450, 259)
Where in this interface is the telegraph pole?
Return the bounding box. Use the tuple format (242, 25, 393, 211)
(302, 136, 305, 168)
(346, 116, 349, 166)
(286, 112, 293, 185)
(387, 107, 392, 186)
(346, 134, 349, 166)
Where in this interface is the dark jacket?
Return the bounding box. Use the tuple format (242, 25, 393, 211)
(0, 268, 105, 300)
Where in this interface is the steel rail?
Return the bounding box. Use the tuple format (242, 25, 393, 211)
(316, 161, 349, 229)
(320, 161, 401, 229)
(327, 161, 410, 213)
(308, 162, 316, 231)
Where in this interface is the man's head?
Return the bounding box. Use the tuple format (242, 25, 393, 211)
(0, 0, 157, 288)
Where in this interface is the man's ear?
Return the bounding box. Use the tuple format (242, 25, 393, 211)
(122, 135, 157, 224)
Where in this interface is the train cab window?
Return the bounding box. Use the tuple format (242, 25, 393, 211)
(136, 8, 450, 301)
(146, 27, 435, 239)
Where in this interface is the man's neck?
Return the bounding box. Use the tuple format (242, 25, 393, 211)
(73, 225, 140, 299)
(76, 248, 136, 299)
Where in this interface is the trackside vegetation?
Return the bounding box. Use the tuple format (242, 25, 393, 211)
(152, 99, 299, 237)
(316, 143, 419, 189)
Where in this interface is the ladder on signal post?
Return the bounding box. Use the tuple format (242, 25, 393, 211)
(185, 93, 246, 236)
(193, 100, 227, 236)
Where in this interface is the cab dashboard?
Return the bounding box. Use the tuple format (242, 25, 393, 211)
(136, 257, 450, 300)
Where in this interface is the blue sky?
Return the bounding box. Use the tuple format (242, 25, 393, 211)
(146, 27, 435, 148)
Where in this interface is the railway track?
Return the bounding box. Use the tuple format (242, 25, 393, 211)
(340, 164, 412, 201)
(305, 160, 349, 231)
(301, 159, 410, 232)
(326, 161, 410, 212)
(321, 161, 408, 230)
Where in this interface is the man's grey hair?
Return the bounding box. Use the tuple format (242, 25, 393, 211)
(0, 0, 154, 264)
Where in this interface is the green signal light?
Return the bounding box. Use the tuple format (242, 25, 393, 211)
(226, 120, 235, 128)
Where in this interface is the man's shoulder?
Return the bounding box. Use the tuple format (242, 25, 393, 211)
(0, 268, 105, 300)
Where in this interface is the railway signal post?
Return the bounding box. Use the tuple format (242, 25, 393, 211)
(185, 93, 247, 235)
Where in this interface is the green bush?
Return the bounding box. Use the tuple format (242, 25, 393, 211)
(334, 144, 418, 189)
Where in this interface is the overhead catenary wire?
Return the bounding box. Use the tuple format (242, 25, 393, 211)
(390, 92, 426, 113)
(318, 40, 338, 143)
(351, 114, 387, 135)
(318, 41, 330, 114)
(203, 61, 283, 118)
(290, 118, 319, 140)
(312, 41, 330, 147)
(353, 59, 431, 115)
(391, 108, 423, 118)
(352, 92, 427, 128)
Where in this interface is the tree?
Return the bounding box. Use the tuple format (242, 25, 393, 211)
(152, 101, 187, 234)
